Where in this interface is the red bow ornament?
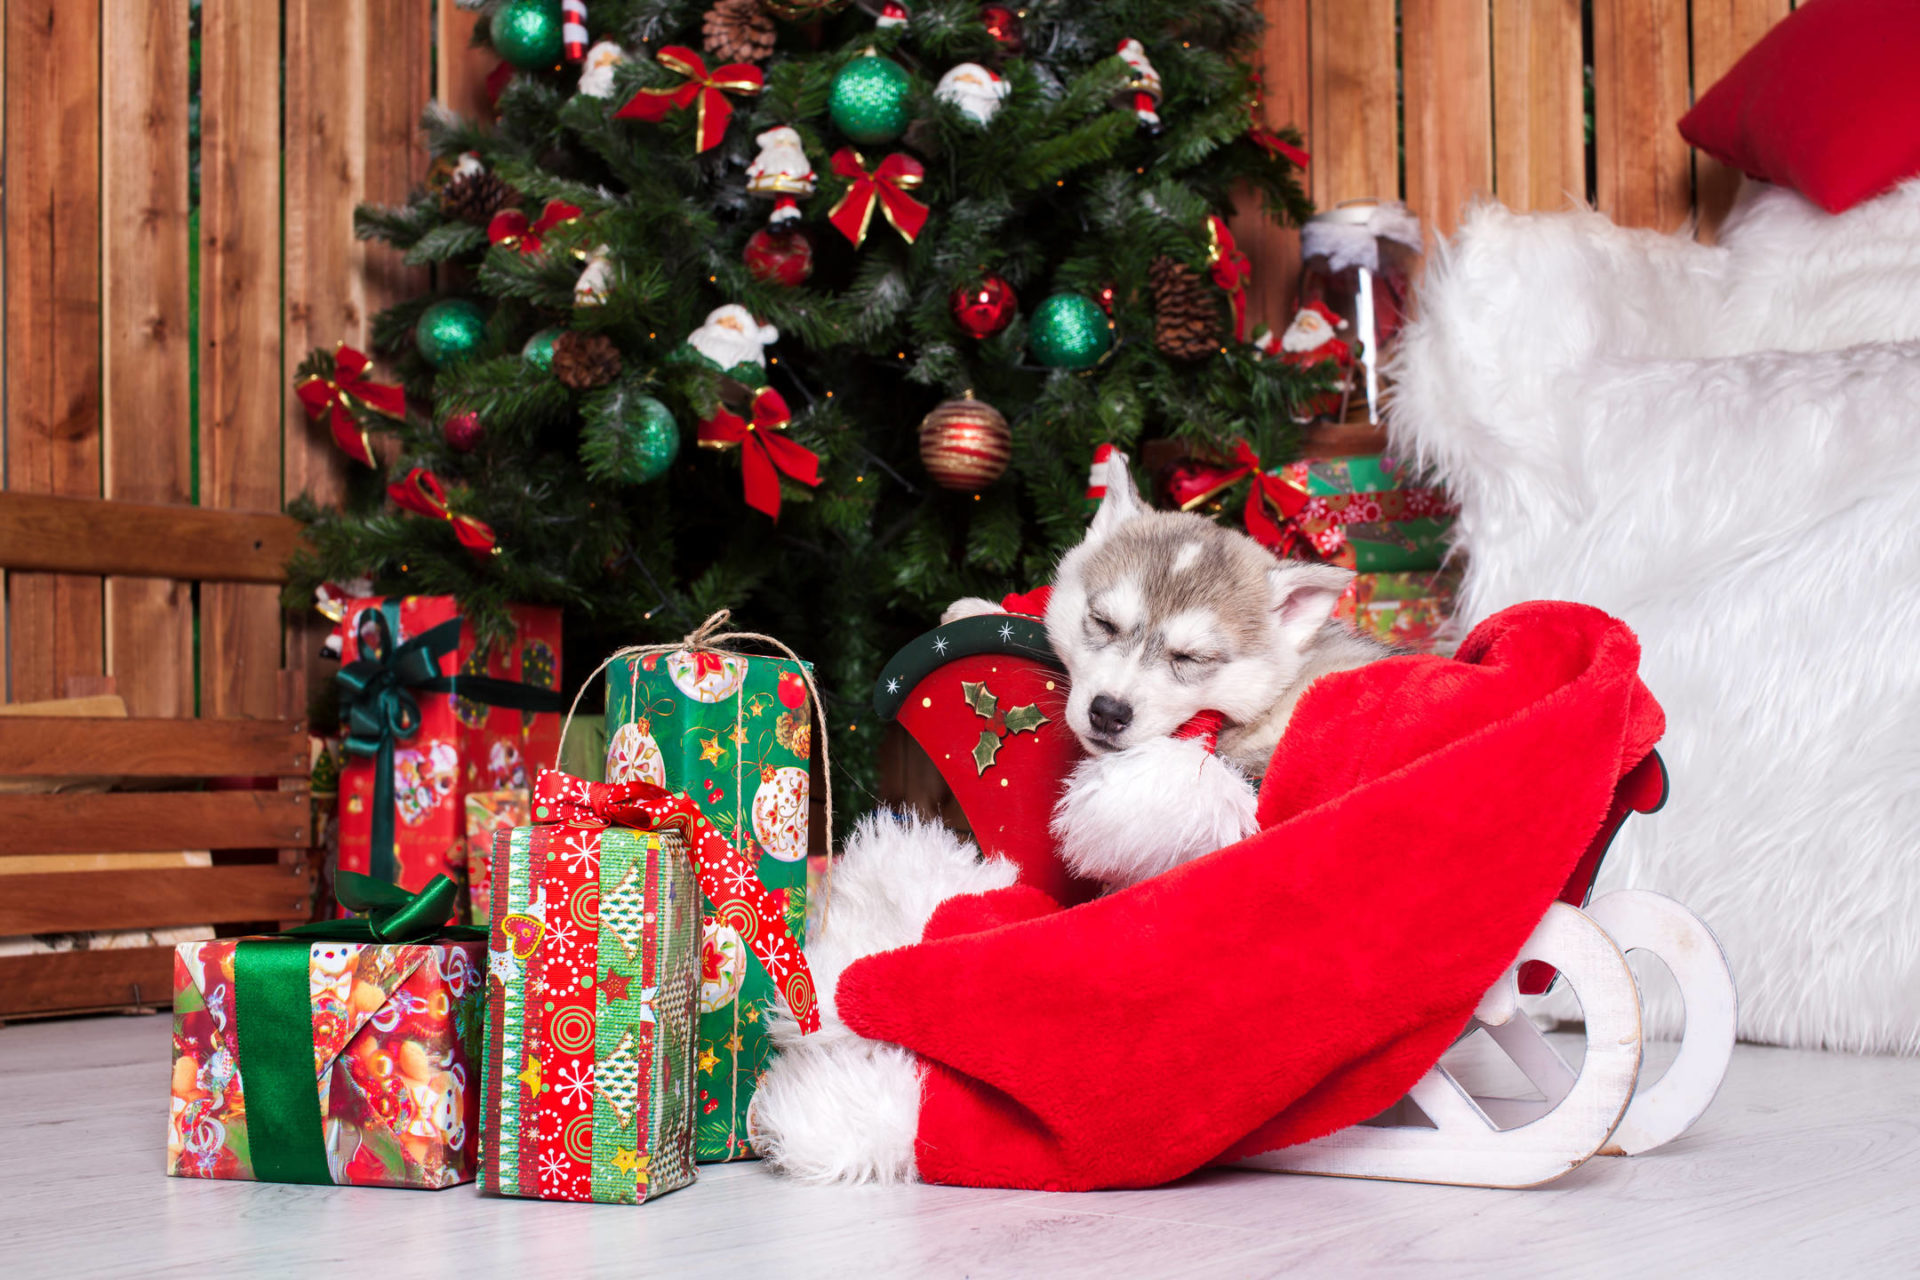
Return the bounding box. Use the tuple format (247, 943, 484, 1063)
(697, 387, 822, 521)
(531, 769, 820, 1033)
(1246, 72, 1311, 168)
(295, 345, 406, 468)
(487, 199, 583, 255)
(387, 468, 500, 556)
(615, 46, 763, 153)
(1168, 439, 1310, 555)
(1207, 215, 1252, 343)
(827, 149, 928, 248)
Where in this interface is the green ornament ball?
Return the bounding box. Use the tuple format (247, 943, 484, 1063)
(620, 395, 682, 484)
(829, 56, 913, 144)
(522, 328, 562, 372)
(415, 299, 489, 369)
(1029, 292, 1113, 370)
(490, 0, 564, 72)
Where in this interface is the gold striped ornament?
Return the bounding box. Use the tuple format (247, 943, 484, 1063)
(918, 395, 1012, 492)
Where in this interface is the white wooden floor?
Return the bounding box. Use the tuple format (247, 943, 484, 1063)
(8, 1014, 1920, 1278)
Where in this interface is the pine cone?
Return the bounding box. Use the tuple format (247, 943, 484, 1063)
(1150, 255, 1223, 361)
(703, 0, 776, 64)
(552, 332, 623, 390)
(440, 170, 519, 226)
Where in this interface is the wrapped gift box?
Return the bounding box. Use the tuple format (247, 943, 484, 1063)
(1269, 454, 1459, 573)
(1336, 564, 1465, 653)
(481, 778, 703, 1204)
(334, 597, 562, 898)
(603, 647, 814, 1162)
(167, 936, 485, 1188)
(464, 790, 530, 927)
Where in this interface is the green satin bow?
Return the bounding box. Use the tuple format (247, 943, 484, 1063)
(284, 871, 485, 944)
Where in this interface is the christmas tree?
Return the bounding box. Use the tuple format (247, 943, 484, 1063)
(289, 0, 1320, 813)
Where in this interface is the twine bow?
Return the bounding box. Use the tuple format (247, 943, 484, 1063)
(1207, 216, 1252, 343)
(827, 149, 928, 248)
(697, 387, 821, 520)
(295, 345, 405, 468)
(388, 468, 500, 556)
(614, 46, 763, 153)
(531, 769, 820, 1033)
(488, 199, 583, 255)
(1246, 72, 1311, 168)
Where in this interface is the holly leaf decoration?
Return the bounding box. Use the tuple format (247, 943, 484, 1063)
(961, 681, 998, 719)
(972, 729, 1002, 775)
(1002, 703, 1049, 735)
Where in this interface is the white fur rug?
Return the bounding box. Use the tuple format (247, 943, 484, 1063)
(1391, 179, 1920, 1054)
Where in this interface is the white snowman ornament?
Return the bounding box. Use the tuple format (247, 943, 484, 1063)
(935, 62, 1008, 126)
(686, 305, 779, 378)
(746, 126, 816, 230)
(577, 40, 628, 99)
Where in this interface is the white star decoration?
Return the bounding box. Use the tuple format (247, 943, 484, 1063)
(998, 622, 1014, 641)
(885, 677, 901, 694)
(932, 635, 949, 655)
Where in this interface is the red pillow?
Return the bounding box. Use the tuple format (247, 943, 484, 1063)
(1680, 0, 1920, 214)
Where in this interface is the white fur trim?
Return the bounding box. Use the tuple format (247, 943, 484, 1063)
(1051, 737, 1259, 890)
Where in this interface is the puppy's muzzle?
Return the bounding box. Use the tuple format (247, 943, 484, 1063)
(1087, 694, 1133, 739)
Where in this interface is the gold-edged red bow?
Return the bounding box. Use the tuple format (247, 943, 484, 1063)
(1207, 215, 1252, 343)
(827, 149, 928, 248)
(295, 345, 405, 468)
(487, 199, 582, 255)
(387, 468, 499, 556)
(614, 46, 763, 153)
(1167, 439, 1306, 553)
(697, 387, 821, 520)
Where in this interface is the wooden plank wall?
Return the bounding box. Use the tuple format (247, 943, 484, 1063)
(1234, 0, 1798, 337)
(1, 0, 433, 715)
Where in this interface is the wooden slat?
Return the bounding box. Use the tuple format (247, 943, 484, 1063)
(200, 0, 285, 717)
(1402, 0, 1493, 238)
(437, 1, 497, 122)
(0, 945, 177, 1019)
(0, 718, 308, 777)
(4, 0, 105, 703)
(1592, 0, 1693, 231)
(1229, 0, 1310, 336)
(102, 0, 195, 717)
(0, 493, 300, 582)
(0, 790, 309, 855)
(1308, 0, 1399, 208)
(0, 863, 312, 934)
(1492, 0, 1585, 213)
(1690, 0, 1789, 240)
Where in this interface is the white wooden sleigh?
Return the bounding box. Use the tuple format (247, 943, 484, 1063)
(1235, 752, 1737, 1189)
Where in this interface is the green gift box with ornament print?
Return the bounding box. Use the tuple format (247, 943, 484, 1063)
(603, 643, 815, 1162)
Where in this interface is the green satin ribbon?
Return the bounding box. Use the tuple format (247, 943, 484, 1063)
(232, 873, 484, 1185)
(337, 603, 566, 885)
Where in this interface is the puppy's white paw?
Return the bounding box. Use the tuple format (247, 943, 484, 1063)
(1052, 737, 1259, 891)
(939, 596, 1002, 625)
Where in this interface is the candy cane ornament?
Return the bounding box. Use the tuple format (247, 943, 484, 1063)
(561, 0, 588, 62)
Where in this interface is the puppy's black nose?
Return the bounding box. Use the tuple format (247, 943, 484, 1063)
(1088, 695, 1133, 737)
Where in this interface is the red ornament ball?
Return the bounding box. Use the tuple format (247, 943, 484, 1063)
(1095, 283, 1116, 314)
(442, 409, 484, 453)
(777, 669, 808, 710)
(919, 395, 1012, 492)
(982, 5, 1022, 50)
(744, 228, 815, 287)
(950, 275, 1017, 339)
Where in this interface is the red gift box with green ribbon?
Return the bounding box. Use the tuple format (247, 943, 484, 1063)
(167, 874, 486, 1189)
(333, 597, 565, 901)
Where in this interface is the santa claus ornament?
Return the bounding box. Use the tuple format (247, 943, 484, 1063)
(1115, 38, 1163, 133)
(685, 305, 780, 383)
(746, 126, 817, 230)
(1277, 300, 1354, 423)
(573, 243, 615, 306)
(934, 62, 1008, 126)
(577, 40, 627, 98)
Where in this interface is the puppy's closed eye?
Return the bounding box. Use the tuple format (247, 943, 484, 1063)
(1088, 615, 1119, 640)
(1168, 650, 1221, 680)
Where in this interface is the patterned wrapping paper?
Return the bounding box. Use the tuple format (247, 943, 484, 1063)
(167, 938, 486, 1188)
(603, 648, 813, 1162)
(1334, 564, 1465, 653)
(334, 597, 562, 899)
(1268, 454, 1459, 573)
(481, 816, 701, 1203)
(465, 790, 531, 927)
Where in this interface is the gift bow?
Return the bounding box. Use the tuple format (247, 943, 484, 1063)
(1207, 215, 1252, 343)
(285, 872, 482, 944)
(338, 605, 565, 884)
(827, 149, 928, 248)
(697, 387, 821, 520)
(614, 46, 763, 153)
(488, 199, 582, 255)
(1246, 72, 1311, 168)
(532, 769, 820, 1033)
(389, 468, 499, 555)
(295, 345, 405, 468)
(1169, 439, 1309, 554)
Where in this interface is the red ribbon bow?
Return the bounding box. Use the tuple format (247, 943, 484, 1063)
(387, 468, 499, 556)
(1246, 72, 1311, 168)
(1207, 215, 1252, 344)
(1168, 440, 1309, 555)
(697, 387, 822, 521)
(827, 149, 928, 248)
(531, 769, 820, 1033)
(487, 199, 582, 255)
(614, 46, 763, 153)
(294, 345, 406, 468)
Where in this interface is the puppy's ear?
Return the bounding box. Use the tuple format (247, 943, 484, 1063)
(1084, 450, 1146, 544)
(1267, 561, 1355, 649)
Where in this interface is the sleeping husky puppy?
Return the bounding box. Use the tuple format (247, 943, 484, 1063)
(749, 450, 1393, 1183)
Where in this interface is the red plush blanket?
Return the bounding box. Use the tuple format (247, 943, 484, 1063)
(837, 602, 1665, 1191)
